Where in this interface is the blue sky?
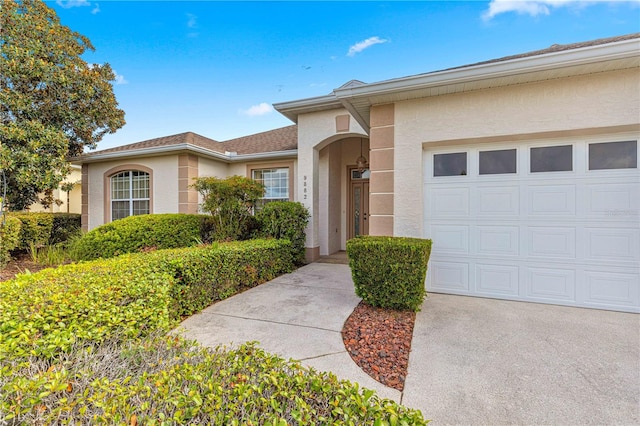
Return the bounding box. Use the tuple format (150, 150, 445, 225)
(48, 0, 640, 151)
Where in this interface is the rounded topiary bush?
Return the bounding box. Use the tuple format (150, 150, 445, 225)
(346, 236, 432, 311)
(71, 214, 205, 261)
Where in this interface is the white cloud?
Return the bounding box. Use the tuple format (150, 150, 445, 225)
(481, 0, 628, 20)
(56, 0, 91, 9)
(113, 70, 128, 85)
(240, 103, 274, 117)
(186, 13, 199, 37)
(91, 3, 100, 14)
(186, 13, 198, 29)
(347, 36, 389, 57)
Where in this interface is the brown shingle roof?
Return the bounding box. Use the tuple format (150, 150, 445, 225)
(80, 126, 298, 159)
(82, 131, 225, 157)
(222, 125, 298, 155)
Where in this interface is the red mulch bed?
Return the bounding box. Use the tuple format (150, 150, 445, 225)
(342, 301, 416, 391)
(0, 253, 49, 282)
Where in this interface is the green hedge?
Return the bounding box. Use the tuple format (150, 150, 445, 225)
(346, 236, 432, 311)
(0, 239, 294, 359)
(256, 201, 310, 265)
(8, 212, 54, 250)
(150, 239, 295, 318)
(71, 214, 207, 261)
(49, 213, 81, 245)
(0, 216, 22, 267)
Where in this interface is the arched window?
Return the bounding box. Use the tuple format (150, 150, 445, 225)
(110, 170, 150, 220)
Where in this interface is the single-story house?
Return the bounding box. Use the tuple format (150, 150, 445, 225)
(75, 33, 640, 313)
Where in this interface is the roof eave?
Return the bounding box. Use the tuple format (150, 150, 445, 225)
(334, 37, 640, 129)
(72, 144, 297, 165)
(337, 37, 639, 99)
(273, 94, 343, 123)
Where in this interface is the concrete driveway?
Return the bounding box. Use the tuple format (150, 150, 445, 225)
(178, 263, 640, 424)
(404, 293, 640, 425)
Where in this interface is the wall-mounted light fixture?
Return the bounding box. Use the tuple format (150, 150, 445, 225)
(356, 138, 368, 172)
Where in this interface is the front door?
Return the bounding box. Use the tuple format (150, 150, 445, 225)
(348, 168, 370, 239)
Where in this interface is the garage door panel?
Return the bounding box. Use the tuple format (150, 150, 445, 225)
(526, 267, 576, 301)
(584, 271, 639, 309)
(585, 228, 640, 261)
(528, 227, 576, 258)
(430, 225, 469, 254)
(527, 185, 576, 216)
(430, 187, 469, 217)
(477, 186, 519, 216)
(476, 264, 519, 296)
(428, 261, 469, 292)
(476, 226, 519, 256)
(587, 183, 638, 218)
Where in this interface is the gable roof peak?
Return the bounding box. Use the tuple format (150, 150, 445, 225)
(339, 79, 366, 89)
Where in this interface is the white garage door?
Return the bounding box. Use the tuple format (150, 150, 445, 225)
(423, 136, 640, 313)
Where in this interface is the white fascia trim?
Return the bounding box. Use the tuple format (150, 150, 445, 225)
(273, 94, 342, 122)
(75, 144, 298, 164)
(333, 38, 639, 100)
(229, 150, 298, 161)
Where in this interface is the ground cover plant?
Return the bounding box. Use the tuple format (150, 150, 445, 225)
(0, 239, 427, 424)
(2, 334, 427, 424)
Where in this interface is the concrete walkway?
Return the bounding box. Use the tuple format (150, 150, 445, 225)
(178, 262, 401, 401)
(178, 263, 640, 424)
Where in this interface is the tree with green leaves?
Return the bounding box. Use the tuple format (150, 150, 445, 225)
(0, 0, 125, 210)
(193, 175, 265, 241)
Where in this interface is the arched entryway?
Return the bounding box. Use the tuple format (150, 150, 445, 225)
(317, 136, 370, 256)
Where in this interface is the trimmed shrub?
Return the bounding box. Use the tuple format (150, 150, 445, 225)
(346, 236, 432, 311)
(8, 212, 54, 250)
(1, 336, 427, 424)
(0, 239, 294, 359)
(70, 214, 205, 260)
(256, 201, 310, 265)
(49, 213, 81, 245)
(0, 216, 21, 267)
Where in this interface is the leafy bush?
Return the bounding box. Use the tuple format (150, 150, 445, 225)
(346, 236, 432, 311)
(1, 335, 427, 425)
(0, 239, 294, 359)
(256, 201, 310, 265)
(70, 213, 205, 261)
(49, 213, 81, 245)
(0, 216, 21, 267)
(8, 212, 54, 250)
(192, 175, 265, 241)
